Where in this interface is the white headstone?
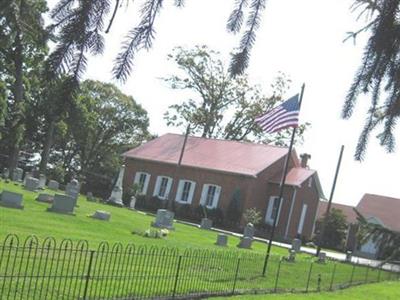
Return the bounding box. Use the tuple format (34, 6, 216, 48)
(129, 196, 136, 209)
(66, 179, 80, 201)
(47, 194, 75, 214)
(152, 209, 175, 229)
(38, 174, 46, 189)
(200, 218, 213, 230)
(291, 238, 302, 252)
(0, 190, 24, 209)
(23, 172, 33, 185)
(243, 223, 255, 239)
(91, 210, 111, 221)
(107, 166, 124, 207)
(48, 180, 59, 191)
(25, 177, 40, 191)
(215, 234, 228, 246)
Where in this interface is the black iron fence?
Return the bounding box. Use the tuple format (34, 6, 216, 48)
(0, 234, 399, 300)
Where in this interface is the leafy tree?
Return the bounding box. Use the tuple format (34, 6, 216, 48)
(315, 208, 348, 250)
(243, 207, 262, 226)
(0, 0, 48, 176)
(343, 0, 400, 160)
(164, 46, 309, 145)
(49, 80, 150, 195)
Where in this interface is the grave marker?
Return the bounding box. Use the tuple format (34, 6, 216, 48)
(200, 218, 213, 230)
(215, 234, 228, 246)
(24, 177, 40, 192)
(48, 180, 59, 191)
(152, 209, 175, 230)
(47, 194, 76, 215)
(107, 166, 124, 207)
(90, 210, 111, 221)
(0, 190, 24, 209)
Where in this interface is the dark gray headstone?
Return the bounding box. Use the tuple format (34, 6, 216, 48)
(47, 194, 75, 214)
(152, 209, 175, 230)
(36, 193, 54, 203)
(215, 234, 228, 246)
(48, 180, 59, 191)
(237, 237, 253, 249)
(91, 210, 111, 221)
(86, 192, 96, 202)
(25, 177, 40, 192)
(291, 238, 302, 252)
(317, 252, 327, 264)
(200, 218, 213, 230)
(0, 190, 24, 209)
(13, 168, 23, 182)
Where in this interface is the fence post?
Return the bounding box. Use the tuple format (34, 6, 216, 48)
(365, 264, 370, 283)
(172, 255, 182, 299)
(378, 266, 382, 282)
(305, 261, 314, 293)
(232, 258, 241, 295)
(274, 258, 283, 293)
(82, 250, 95, 300)
(349, 264, 356, 286)
(317, 274, 321, 292)
(329, 263, 337, 291)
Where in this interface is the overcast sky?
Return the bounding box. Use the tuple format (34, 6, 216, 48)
(49, 0, 400, 206)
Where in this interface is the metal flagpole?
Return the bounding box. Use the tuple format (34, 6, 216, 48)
(315, 145, 344, 256)
(167, 124, 191, 211)
(262, 83, 305, 277)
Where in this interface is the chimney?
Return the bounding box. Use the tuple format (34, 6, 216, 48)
(300, 153, 311, 168)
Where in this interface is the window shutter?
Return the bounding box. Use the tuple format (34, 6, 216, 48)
(200, 184, 209, 206)
(187, 181, 196, 204)
(143, 174, 151, 194)
(213, 186, 222, 208)
(153, 176, 162, 196)
(134, 172, 141, 185)
(175, 180, 184, 202)
(165, 177, 173, 199)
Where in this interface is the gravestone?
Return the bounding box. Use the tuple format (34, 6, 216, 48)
(152, 209, 175, 230)
(317, 252, 327, 264)
(237, 237, 253, 249)
(3, 168, 9, 179)
(107, 165, 124, 207)
(346, 251, 352, 262)
(23, 172, 33, 185)
(291, 238, 302, 252)
(91, 210, 111, 221)
(65, 179, 80, 201)
(13, 168, 23, 182)
(243, 223, 255, 239)
(200, 218, 213, 230)
(129, 196, 136, 209)
(38, 174, 46, 189)
(287, 249, 296, 262)
(0, 190, 24, 209)
(48, 180, 59, 191)
(215, 234, 228, 246)
(24, 177, 40, 192)
(86, 192, 96, 202)
(36, 193, 54, 203)
(47, 194, 75, 214)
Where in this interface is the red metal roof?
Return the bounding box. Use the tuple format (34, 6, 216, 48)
(124, 133, 299, 177)
(316, 201, 358, 224)
(356, 194, 400, 232)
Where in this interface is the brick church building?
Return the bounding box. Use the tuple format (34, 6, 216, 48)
(123, 133, 325, 240)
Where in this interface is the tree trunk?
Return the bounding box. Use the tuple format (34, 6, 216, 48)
(8, 24, 24, 179)
(39, 120, 56, 174)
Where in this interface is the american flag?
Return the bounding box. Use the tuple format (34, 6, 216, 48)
(255, 94, 300, 133)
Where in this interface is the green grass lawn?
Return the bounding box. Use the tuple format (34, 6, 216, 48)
(209, 281, 400, 299)
(0, 180, 396, 299)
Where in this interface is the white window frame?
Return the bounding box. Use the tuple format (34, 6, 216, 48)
(265, 196, 283, 225)
(297, 204, 308, 235)
(133, 172, 151, 195)
(308, 176, 313, 188)
(153, 176, 173, 200)
(175, 179, 196, 204)
(200, 184, 222, 209)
